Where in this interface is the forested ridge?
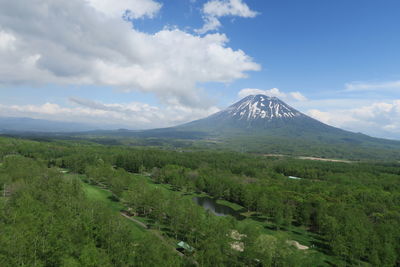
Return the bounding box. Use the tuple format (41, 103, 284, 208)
(0, 136, 399, 266)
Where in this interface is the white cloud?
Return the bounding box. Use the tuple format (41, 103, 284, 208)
(238, 88, 307, 102)
(92, 30, 260, 107)
(238, 88, 284, 98)
(86, 0, 162, 19)
(203, 0, 258, 17)
(197, 0, 258, 34)
(307, 100, 400, 139)
(0, 98, 220, 129)
(289, 91, 308, 101)
(345, 80, 400, 91)
(0, 0, 260, 110)
(0, 30, 16, 50)
(196, 16, 222, 34)
(307, 109, 356, 126)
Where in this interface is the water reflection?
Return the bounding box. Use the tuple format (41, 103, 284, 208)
(193, 196, 245, 220)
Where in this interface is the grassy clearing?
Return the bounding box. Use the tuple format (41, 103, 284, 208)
(81, 182, 125, 212)
(236, 216, 345, 266)
(65, 173, 147, 239)
(136, 174, 208, 200)
(71, 172, 345, 266)
(83, 182, 147, 239)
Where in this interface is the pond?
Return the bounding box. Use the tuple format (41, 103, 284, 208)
(193, 196, 245, 220)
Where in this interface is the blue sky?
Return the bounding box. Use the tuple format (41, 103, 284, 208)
(0, 0, 399, 138)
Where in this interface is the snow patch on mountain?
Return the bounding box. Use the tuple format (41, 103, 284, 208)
(227, 95, 302, 121)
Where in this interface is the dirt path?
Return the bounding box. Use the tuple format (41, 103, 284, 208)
(287, 240, 309, 250)
(120, 213, 189, 259)
(75, 173, 198, 263)
(66, 172, 191, 261)
(119, 213, 195, 262)
(149, 229, 185, 258)
(120, 212, 148, 229)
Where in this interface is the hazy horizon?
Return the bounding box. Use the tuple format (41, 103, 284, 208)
(0, 0, 399, 139)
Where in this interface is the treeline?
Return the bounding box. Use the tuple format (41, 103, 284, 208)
(84, 161, 318, 266)
(61, 143, 400, 266)
(225, 135, 400, 161)
(148, 163, 400, 266)
(1, 136, 400, 266)
(0, 155, 183, 266)
(0, 139, 318, 266)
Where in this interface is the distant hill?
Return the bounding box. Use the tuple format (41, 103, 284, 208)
(0, 117, 102, 133)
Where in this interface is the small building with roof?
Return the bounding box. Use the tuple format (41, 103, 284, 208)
(177, 241, 195, 253)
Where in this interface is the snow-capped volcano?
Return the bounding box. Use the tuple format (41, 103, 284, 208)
(186, 94, 310, 130)
(166, 93, 369, 140)
(128, 94, 400, 159)
(220, 94, 303, 121)
(173, 93, 354, 135)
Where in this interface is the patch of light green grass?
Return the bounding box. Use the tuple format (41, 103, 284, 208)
(81, 181, 147, 238)
(65, 173, 147, 239)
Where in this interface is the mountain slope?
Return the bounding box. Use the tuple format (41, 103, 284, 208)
(146, 94, 400, 159)
(177, 95, 357, 137)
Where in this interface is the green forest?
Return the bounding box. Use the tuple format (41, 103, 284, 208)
(0, 136, 399, 266)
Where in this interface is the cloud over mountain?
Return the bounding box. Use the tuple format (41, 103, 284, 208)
(238, 88, 307, 102)
(0, 0, 260, 109)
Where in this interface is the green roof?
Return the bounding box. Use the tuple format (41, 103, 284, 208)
(177, 241, 194, 252)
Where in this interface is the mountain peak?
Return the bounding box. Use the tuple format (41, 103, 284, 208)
(223, 94, 303, 122)
(178, 94, 309, 131)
